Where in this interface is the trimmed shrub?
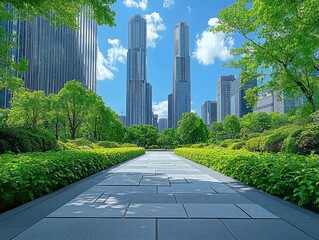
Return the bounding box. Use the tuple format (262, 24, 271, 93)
(190, 143, 209, 148)
(96, 141, 122, 148)
(0, 147, 144, 212)
(175, 148, 319, 209)
(219, 139, 241, 148)
(295, 125, 319, 154)
(0, 127, 58, 154)
(229, 141, 246, 150)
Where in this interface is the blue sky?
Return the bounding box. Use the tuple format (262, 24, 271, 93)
(96, 0, 242, 119)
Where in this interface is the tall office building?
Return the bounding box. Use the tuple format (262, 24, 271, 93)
(231, 78, 257, 118)
(168, 93, 173, 128)
(254, 91, 307, 114)
(152, 114, 158, 129)
(201, 100, 217, 128)
(158, 118, 168, 133)
(217, 75, 235, 121)
(1, 6, 97, 108)
(172, 22, 191, 128)
(126, 14, 152, 126)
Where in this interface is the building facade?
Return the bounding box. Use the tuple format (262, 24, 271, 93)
(167, 93, 173, 128)
(254, 91, 307, 114)
(158, 118, 168, 133)
(230, 78, 257, 118)
(126, 14, 152, 126)
(217, 75, 235, 121)
(1, 7, 97, 108)
(201, 100, 217, 128)
(172, 22, 191, 128)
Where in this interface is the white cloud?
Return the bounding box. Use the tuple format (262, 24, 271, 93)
(163, 0, 174, 9)
(96, 39, 127, 81)
(97, 47, 114, 81)
(123, 0, 148, 10)
(152, 100, 168, 119)
(187, 6, 192, 13)
(193, 17, 234, 65)
(145, 12, 166, 48)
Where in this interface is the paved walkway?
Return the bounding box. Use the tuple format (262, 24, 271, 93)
(1, 151, 318, 239)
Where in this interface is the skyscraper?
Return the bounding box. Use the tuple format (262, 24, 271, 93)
(158, 118, 168, 133)
(172, 21, 191, 128)
(230, 78, 257, 118)
(126, 14, 152, 126)
(201, 100, 217, 128)
(168, 93, 173, 128)
(217, 75, 235, 121)
(1, 6, 97, 108)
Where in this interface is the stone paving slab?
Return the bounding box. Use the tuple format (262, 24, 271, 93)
(236, 204, 280, 218)
(13, 218, 155, 240)
(175, 193, 254, 204)
(105, 193, 176, 204)
(140, 175, 170, 186)
(183, 204, 250, 219)
(84, 186, 157, 194)
(221, 219, 314, 240)
(125, 203, 187, 218)
(158, 184, 217, 194)
(48, 202, 128, 218)
(158, 219, 235, 240)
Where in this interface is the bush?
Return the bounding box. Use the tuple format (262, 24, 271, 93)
(219, 139, 241, 148)
(190, 143, 209, 148)
(0, 147, 144, 212)
(175, 148, 319, 209)
(229, 141, 246, 150)
(96, 141, 122, 148)
(0, 127, 58, 154)
(294, 125, 319, 154)
(68, 138, 94, 146)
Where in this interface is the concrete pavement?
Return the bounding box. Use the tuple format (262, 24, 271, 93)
(1, 151, 318, 239)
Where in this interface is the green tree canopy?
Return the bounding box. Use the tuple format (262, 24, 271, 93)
(209, 122, 225, 143)
(215, 0, 319, 112)
(157, 128, 177, 148)
(124, 125, 159, 147)
(223, 114, 240, 138)
(7, 89, 47, 128)
(177, 112, 208, 144)
(57, 80, 94, 139)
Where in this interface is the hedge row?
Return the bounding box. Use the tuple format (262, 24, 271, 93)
(0, 127, 58, 154)
(0, 147, 144, 212)
(175, 148, 319, 209)
(245, 124, 319, 154)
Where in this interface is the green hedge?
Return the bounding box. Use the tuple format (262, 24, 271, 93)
(175, 148, 319, 209)
(0, 147, 144, 212)
(0, 127, 58, 154)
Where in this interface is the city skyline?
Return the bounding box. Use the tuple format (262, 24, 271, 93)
(97, 0, 241, 119)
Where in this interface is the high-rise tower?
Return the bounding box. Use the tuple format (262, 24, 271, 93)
(172, 21, 191, 128)
(126, 14, 152, 126)
(217, 75, 235, 121)
(0, 6, 97, 108)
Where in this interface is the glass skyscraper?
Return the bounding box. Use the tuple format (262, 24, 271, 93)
(172, 22, 191, 128)
(217, 75, 235, 121)
(201, 100, 217, 128)
(126, 14, 152, 126)
(1, 6, 97, 108)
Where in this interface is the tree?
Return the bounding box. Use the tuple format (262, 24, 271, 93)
(58, 80, 94, 139)
(47, 93, 66, 139)
(215, 0, 319, 112)
(123, 125, 159, 147)
(209, 122, 225, 143)
(7, 89, 47, 128)
(177, 112, 208, 144)
(240, 112, 271, 133)
(1, 1, 116, 92)
(157, 128, 178, 148)
(269, 112, 290, 129)
(223, 114, 240, 138)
